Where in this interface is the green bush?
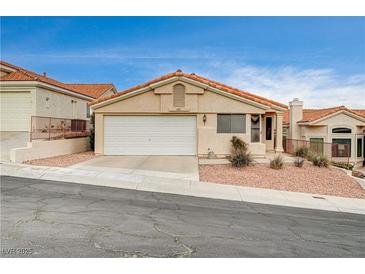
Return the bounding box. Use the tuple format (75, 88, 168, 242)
(311, 155, 329, 168)
(270, 154, 284, 170)
(332, 162, 354, 170)
(229, 136, 253, 168)
(295, 146, 310, 158)
(294, 157, 305, 168)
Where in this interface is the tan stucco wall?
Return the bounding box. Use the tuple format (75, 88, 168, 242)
(10, 137, 90, 163)
(93, 79, 281, 156)
(35, 87, 88, 119)
(297, 112, 365, 164)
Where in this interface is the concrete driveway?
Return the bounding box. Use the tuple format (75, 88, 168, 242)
(0, 131, 29, 162)
(71, 155, 199, 181)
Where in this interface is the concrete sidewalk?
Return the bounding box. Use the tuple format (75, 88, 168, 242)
(1, 162, 364, 215)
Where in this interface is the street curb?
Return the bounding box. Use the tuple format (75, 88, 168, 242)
(1, 162, 364, 215)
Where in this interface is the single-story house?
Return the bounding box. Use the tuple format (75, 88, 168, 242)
(0, 61, 116, 161)
(0, 60, 117, 132)
(90, 70, 288, 157)
(284, 98, 365, 167)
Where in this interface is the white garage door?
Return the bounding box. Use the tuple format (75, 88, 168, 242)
(104, 116, 197, 155)
(0, 92, 31, 131)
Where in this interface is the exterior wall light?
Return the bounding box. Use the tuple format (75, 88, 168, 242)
(203, 114, 207, 125)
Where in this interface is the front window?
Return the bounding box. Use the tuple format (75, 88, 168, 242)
(332, 127, 352, 133)
(357, 138, 363, 158)
(217, 114, 246, 133)
(332, 138, 351, 157)
(251, 115, 260, 142)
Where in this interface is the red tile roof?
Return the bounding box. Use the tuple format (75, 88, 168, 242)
(90, 70, 288, 109)
(0, 60, 115, 99)
(63, 84, 115, 99)
(284, 106, 365, 125)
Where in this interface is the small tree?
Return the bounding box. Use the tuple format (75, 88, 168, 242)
(89, 112, 95, 151)
(229, 136, 253, 168)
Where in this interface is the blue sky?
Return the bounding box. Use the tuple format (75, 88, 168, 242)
(1, 17, 364, 108)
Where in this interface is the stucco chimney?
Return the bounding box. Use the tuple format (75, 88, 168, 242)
(289, 98, 303, 140)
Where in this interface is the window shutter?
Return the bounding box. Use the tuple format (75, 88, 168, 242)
(173, 84, 185, 107)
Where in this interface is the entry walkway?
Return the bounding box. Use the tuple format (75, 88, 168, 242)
(1, 162, 364, 215)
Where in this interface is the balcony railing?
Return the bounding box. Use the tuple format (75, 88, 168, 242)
(30, 116, 90, 141)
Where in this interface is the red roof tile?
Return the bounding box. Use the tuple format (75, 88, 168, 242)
(0, 60, 115, 99)
(90, 70, 288, 109)
(63, 84, 115, 99)
(284, 106, 365, 125)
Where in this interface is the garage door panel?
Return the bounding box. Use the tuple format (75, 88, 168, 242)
(104, 116, 196, 155)
(0, 92, 31, 131)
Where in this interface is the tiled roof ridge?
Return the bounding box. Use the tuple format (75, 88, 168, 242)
(90, 70, 288, 109)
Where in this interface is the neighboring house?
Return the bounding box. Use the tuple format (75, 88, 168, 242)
(0, 61, 116, 161)
(284, 98, 365, 167)
(90, 69, 287, 157)
(0, 60, 116, 132)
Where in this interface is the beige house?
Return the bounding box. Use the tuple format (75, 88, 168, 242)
(0, 60, 117, 132)
(90, 70, 287, 157)
(0, 60, 117, 162)
(284, 98, 365, 167)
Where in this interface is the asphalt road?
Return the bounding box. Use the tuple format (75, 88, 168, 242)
(1, 175, 364, 258)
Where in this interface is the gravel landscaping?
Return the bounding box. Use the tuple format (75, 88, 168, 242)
(199, 163, 365, 199)
(23, 151, 96, 167)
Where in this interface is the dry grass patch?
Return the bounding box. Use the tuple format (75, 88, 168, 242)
(199, 163, 365, 199)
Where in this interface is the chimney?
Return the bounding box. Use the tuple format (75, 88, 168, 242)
(289, 98, 303, 139)
(43, 72, 47, 77)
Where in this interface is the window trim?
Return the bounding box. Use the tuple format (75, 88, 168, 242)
(217, 113, 246, 134)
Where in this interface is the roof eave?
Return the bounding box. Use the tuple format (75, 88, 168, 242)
(0, 80, 95, 101)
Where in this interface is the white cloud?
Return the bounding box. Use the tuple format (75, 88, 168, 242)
(223, 66, 365, 109)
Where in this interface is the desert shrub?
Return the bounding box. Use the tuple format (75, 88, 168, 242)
(332, 162, 354, 170)
(230, 153, 254, 168)
(311, 155, 329, 168)
(294, 157, 305, 168)
(295, 146, 309, 158)
(270, 154, 284, 170)
(229, 136, 253, 167)
(230, 136, 249, 154)
(305, 150, 316, 162)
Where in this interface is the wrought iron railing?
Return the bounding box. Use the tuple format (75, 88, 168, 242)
(283, 138, 351, 162)
(30, 116, 90, 141)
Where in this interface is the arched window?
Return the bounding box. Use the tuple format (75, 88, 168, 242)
(173, 84, 185, 107)
(332, 127, 352, 133)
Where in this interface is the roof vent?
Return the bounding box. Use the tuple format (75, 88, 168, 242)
(176, 69, 182, 72)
